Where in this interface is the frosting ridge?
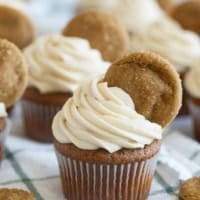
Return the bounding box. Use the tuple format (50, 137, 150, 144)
(24, 34, 110, 93)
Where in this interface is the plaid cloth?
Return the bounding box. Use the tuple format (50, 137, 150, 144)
(0, 105, 199, 200)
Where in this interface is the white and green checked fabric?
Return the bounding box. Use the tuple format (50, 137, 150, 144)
(0, 105, 199, 200)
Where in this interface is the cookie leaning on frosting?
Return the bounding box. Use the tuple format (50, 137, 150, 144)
(52, 51, 182, 200)
(0, 39, 28, 108)
(63, 10, 129, 62)
(22, 33, 110, 143)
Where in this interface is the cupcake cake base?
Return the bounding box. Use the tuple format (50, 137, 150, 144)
(22, 87, 72, 143)
(54, 140, 161, 200)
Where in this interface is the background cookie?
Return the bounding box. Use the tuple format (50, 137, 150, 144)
(104, 52, 182, 127)
(157, 0, 174, 12)
(0, 5, 35, 49)
(63, 10, 129, 62)
(0, 188, 35, 200)
(179, 177, 200, 200)
(171, 1, 200, 35)
(0, 39, 28, 108)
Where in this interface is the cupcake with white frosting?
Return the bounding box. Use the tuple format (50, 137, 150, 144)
(23, 33, 110, 143)
(52, 52, 182, 200)
(185, 67, 200, 141)
(0, 102, 7, 165)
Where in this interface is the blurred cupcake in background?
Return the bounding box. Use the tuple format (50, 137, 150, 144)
(0, 103, 7, 165)
(23, 33, 110, 143)
(63, 10, 129, 62)
(112, 0, 200, 115)
(0, 4, 35, 49)
(184, 66, 200, 142)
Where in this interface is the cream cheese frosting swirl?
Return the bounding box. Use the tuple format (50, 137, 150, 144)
(130, 18, 200, 72)
(0, 103, 7, 117)
(52, 77, 162, 153)
(184, 67, 200, 98)
(113, 0, 200, 72)
(24, 34, 110, 94)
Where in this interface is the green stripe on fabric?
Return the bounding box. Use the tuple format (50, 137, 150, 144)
(5, 148, 54, 159)
(154, 172, 178, 195)
(150, 186, 178, 196)
(189, 150, 200, 160)
(5, 148, 45, 200)
(0, 175, 59, 186)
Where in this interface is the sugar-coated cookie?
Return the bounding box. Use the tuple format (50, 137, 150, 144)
(0, 188, 35, 200)
(63, 10, 129, 62)
(0, 5, 35, 49)
(0, 39, 28, 108)
(179, 177, 200, 200)
(171, 1, 200, 35)
(104, 52, 182, 127)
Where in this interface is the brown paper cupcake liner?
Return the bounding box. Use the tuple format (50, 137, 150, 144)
(55, 149, 158, 200)
(187, 99, 200, 141)
(22, 100, 62, 143)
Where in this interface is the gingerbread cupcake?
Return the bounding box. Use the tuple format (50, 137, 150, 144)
(113, 0, 200, 115)
(171, 1, 200, 35)
(0, 103, 7, 165)
(52, 52, 182, 200)
(184, 67, 200, 141)
(63, 10, 129, 62)
(23, 33, 110, 143)
(0, 5, 35, 49)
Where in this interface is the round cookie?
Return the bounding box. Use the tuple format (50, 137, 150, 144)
(0, 39, 28, 108)
(0, 5, 35, 49)
(63, 10, 129, 62)
(0, 188, 35, 200)
(104, 52, 182, 127)
(179, 177, 200, 200)
(171, 1, 200, 35)
(157, 0, 174, 12)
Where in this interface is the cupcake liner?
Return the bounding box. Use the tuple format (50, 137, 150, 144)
(55, 149, 158, 200)
(22, 100, 62, 143)
(187, 99, 200, 141)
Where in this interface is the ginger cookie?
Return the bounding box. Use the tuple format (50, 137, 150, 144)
(0, 39, 28, 108)
(104, 52, 182, 127)
(63, 10, 129, 62)
(0, 188, 35, 200)
(171, 1, 200, 35)
(0, 5, 35, 49)
(179, 177, 200, 200)
(157, 0, 174, 12)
